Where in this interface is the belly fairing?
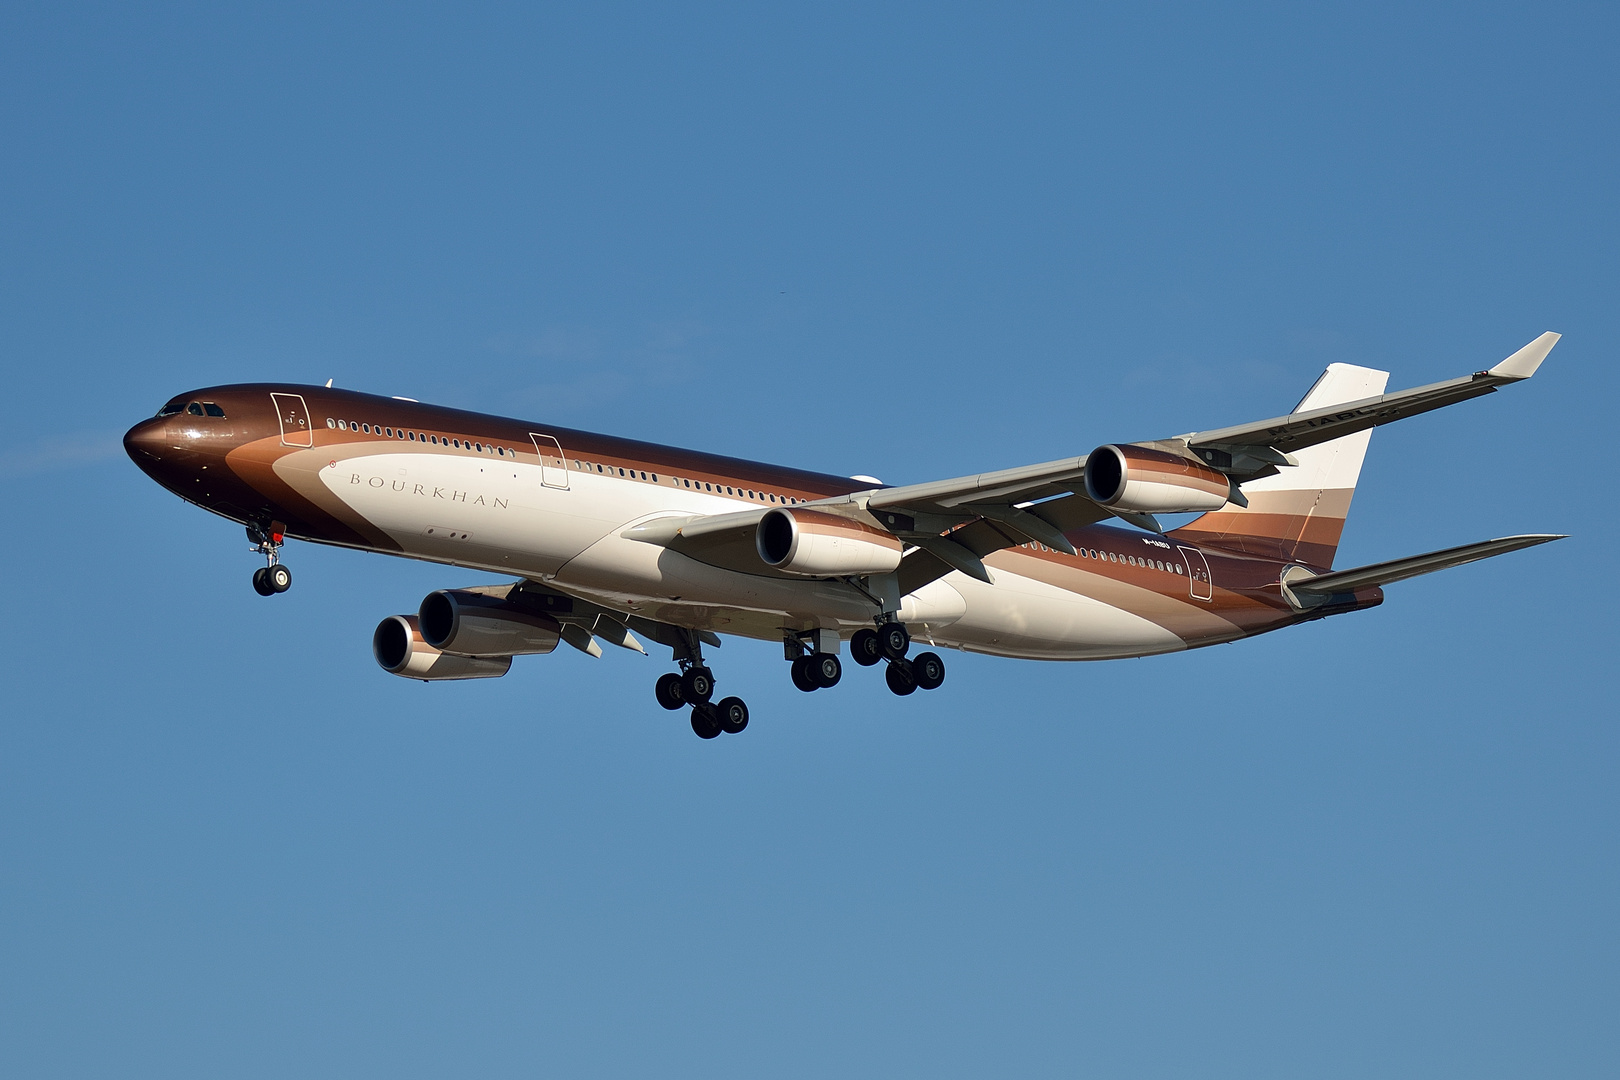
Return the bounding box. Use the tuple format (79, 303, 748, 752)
(935, 569, 1189, 659)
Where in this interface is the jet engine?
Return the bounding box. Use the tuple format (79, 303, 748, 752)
(418, 590, 563, 657)
(1084, 444, 1232, 514)
(373, 615, 513, 681)
(756, 508, 904, 576)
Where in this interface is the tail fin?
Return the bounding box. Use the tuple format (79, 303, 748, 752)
(1168, 363, 1390, 569)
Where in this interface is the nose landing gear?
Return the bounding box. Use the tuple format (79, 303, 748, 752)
(248, 524, 292, 595)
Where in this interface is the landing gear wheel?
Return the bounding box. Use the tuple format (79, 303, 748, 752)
(790, 656, 818, 692)
(265, 564, 292, 593)
(885, 658, 917, 696)
(716, 696, 749, 734)
(878, 622, 910, 662)
(681, 666, 715, 704)
(811, 653, 842, 689)
(655, 672, 686, 710)
(690, 704, 722, 739)
(911, 651, 946, 691)
(850, 628, 882, 666)
(251, 567, 275, 596)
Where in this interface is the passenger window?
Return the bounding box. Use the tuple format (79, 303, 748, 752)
(326, 418, 335, 428)
(187, 402, 204, 416)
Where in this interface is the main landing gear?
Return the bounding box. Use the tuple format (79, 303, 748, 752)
(654, 632, 749, 739)
(653, 619, 947, 739)
(790, 652, 842, 692)
(851, 622, 946, 696)
(785, 629, 842, 694)
(247, 524, 292, 596)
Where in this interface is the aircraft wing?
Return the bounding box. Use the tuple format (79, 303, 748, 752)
(805, 460, 1114, 588)
(620, 461, 1116, 590)
(624, 334, 1558, 592)
(1182, 333, 1559, 475)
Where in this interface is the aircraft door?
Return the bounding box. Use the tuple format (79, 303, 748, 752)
(1177, 545, 1214, 601)
(530, 433, 570, 490)
(271, 393, 313, 447)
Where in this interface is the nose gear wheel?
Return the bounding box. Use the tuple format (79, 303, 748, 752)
(247, 523, 292, 596)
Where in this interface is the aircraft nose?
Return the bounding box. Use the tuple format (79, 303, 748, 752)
(123, 417, 167, 463)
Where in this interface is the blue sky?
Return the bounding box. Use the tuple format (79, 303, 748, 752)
(2, 3, 1616, 1077)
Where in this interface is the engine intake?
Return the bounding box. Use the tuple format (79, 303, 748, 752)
(418, 590, 563, 657)
(756, 508, 903, 577)
(1084, 444, 1232, 514)
(373, 615, 512, 681)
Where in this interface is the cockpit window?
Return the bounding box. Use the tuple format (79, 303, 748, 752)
(203, 402, 226, 418)
(156, 401, 186, 418)
(186, 402, 205, 416)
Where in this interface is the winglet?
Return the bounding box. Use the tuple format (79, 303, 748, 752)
(1488, 332, 1560, 380)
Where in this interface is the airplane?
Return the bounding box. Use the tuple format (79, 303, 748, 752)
(124, 333, 1565, 739)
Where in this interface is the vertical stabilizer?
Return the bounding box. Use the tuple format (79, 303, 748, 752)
(1168, 363, 1390, 568)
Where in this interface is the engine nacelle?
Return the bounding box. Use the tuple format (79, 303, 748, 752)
(418, 590, 563, 657)
(756, 508, 903, 577)
(1084, 444, 1232, 514)
(373, 615, 512, 681)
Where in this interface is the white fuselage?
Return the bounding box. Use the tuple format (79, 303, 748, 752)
(310, 446, 1207, 661)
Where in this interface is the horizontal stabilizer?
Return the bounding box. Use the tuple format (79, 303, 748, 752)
(1289, 534, 1565, 596)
